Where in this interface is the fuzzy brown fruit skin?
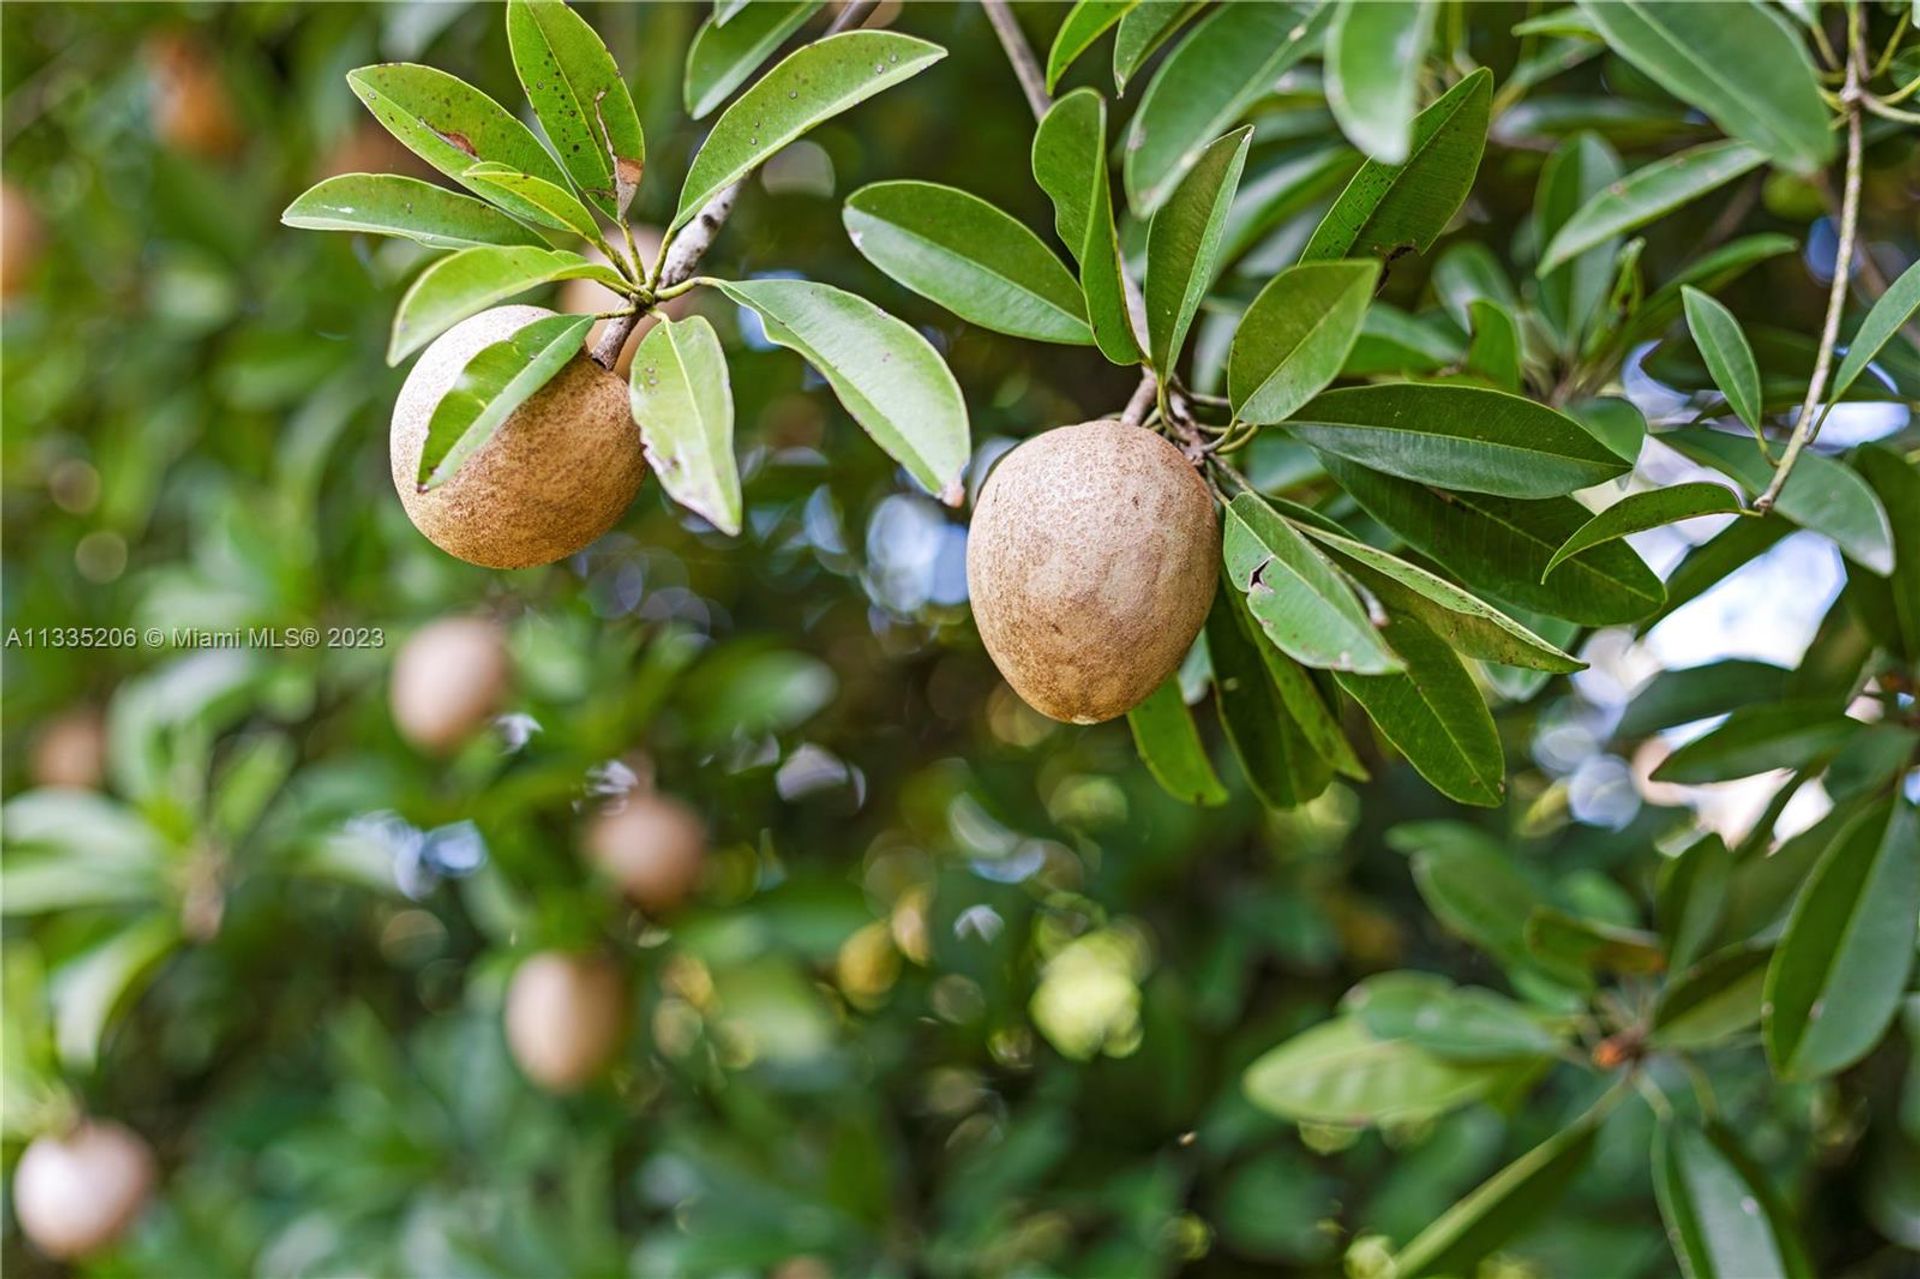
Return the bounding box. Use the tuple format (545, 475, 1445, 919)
(30, 707, 107, 790)
(390, 305, 647, 569)
(584, 792, 707, 915)
(13, 1119, 156, 1260)
(389, 616, 510, 753)
(503, 951, 627, 1093)
(966, 421, 1218, 724)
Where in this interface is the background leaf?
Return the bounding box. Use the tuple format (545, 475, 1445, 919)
(1207, 591, 1331, 810)
(629, 315, 741, 535)
(1826, 258, 1920, 404)
(1650, 701, 1859, 783)
(1111, 0, 1202, 93)
(1392, 1117, 1600, 1279)
(1654, 1122, 1815, 1279)
(1539, 141, 1766, 273)
(1243, 1017, 1526, 1127)
(1324, 0, 1437, 164)
(684, 1, 823, 119)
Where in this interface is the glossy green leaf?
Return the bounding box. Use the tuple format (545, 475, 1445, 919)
(1765, 798, 1919, 1080)
(1536, 133, 1622, 353)
(417, 312, 595, 489)
(1123, 2, 1330, 215)
(1127, 675, 1229, 806)
(714, 277, 969, 503)
(1393, 1117, 1600, 1279)
(675, 31, 945, 230)
(1662, 427, 1895, 575)
(1324, 0, 1437, 164)
(1543, 483, 1745, 581)
(1301, 68, 1491, 263)
(1145, 125, 1250, 375)
(1650, 944, 1770, 1050)
(684, 1, 823, 119)
(1346, 974, 1563, 1061)
(281, 175, 547, 250)
(1465, 299, 1522, 390)
(462, 161, 602, 238)
(1223, 493, 1401, 674)
(1657, 833, 1732, 972)
(388, 246, 624, 364)
(1568, 396, 1646, 462)
(1683, 287, 1765, 435)
(1228, 260, 1377, 425)
(1827, 258, 1920, 404)
(347, 63, 575, 228)
(1335, 611, 1502, 806)
(843, 181, 1091, 344)
(1617, 658, 1790, 738)
(629, 315, 741, 535)
(1651, 701, 1859, 784)
(1574, 0, 1833, 175)
(1032, 89, 1143, 365)
(1208, 590, 1332, 810)
(1343, 303, 1463, 375)
(1538, 140, 1766, 274)
(1291, 383, 1629, 499)
(1111, 0, 1203, 93)
(1243, 1017, 1524, 1127)
(1046, 0, 1138, 91)
(507, 0, 646, 219)
(1654, 1122, 1815, 1279)
(1256, 639, 1369, 781)
(1323, 455, 1665, 625)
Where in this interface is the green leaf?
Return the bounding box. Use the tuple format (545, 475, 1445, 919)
(1145, 125, 1251, 374)
(684, 1, 823, 119)
(1392, 1117, 1600, 1279)
(462, 161, 602, 238)
(1464, 299, 1522, 391)
(1827, 258, 1920, 404)
(1127, 675, 1229, 806)
(1722, 800, 1864, 945)
(1650, 944, 1770, 1050)
(1344, 303, 1464, 375)
(1525, 907, 1665, 977)
(1334, 611, 1503, 807)
(1290, 383, 1630, 499)
(1227, 260, 1378, 425)
(714, 277, 969, 503)
(1618, 658, 1790, 739)
(1031, 89, 1143, 365)
(1322, 455, 1665, 625)
(51, 914, 181, 1071)
(1123, 1, 1331, 215)
(1542, 483, 1745, 581)
(281, 175, 548, 250)
(1256, 640, 1370, 781)
(1046, 0, 1139, 91)
(1853, 444, 1920, 660)
(1220, 142, 1364, 266)
(1243, 1017, 1525, 1127)
(1615, 232, 1797, 353)
(388, 246, 624, 365)
(1207, 590, 1332, 810)
(1301, 67, 1491, 263)
(1430, 241, 1517, 331)
(675, 31, 944, 231)
(347, 63, 576, 228)
(1111, 0, 1203, 93)
(417, 312, 595, 489)
(506, 0, 646, 219)
(1345, 974, 1563, 1061)
(1657, 833, 1732, 973)
(1567, 396, 1646, 462)
(1324, 0, 1438, 163)
(843, 181, 1092, 345)
(1537, 140, 1766, 273)
(1765, 798, 1919, 1080)
(629, 315, 741, 536)
(1223, 493, 1402, 674)
(1535, 133, 1622, 353)
(1654, 1122, 1816, 1279)
(1574, 0, 1833, 175)
(1682, 287, 1765, 435)
(1651, 701, 1860, 784)
(1662, 427, 1895, 575)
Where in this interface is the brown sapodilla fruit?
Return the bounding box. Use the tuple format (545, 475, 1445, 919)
(30, 707, 107, 790)
(966, 421, 1218, 724)
(13, 1119, 156, 1260)
(390, 616, 510, 753)
(503, 951, 626, 1093)
(584, 792, 707, 915)
(390, 305, 647, 568)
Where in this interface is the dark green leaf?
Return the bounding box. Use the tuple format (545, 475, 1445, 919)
(1464, 299, 1522, 390)
(675, 31, 945, 230)
(1824, 722, 1919, 804)
(417, 312, 594, 488)
(1111, 0, 1203, 94)
(1207, 590, 1332, 810)
(1301, 68, 1491, 263)
(1127, 675, 1229, 806)
(1637, 513, 1790, 634)
(1525, 907, 1665, 977)
(1567, 396, 1646, 462)
(1145, 125, 1251, 374)
(1430, 241, 1516, 331)
(1256, 640, 1369, 781)
(1615, 232, 1798, 353)
(843, 181, 1092, 344)
(1827, 259, 1920, 405)
(1543, 483, 1745, 581)
(1392, 1117, 1600, 1278)
(1765, 798, 1919, 1079)
(1650, 943, 1770, 1050)
(629, 315, 741, 535)
(1223, 493, 1402, 674)
(1291, 382, 1630, 499)
(684, 1, 823, 119)
(1334, 611, 1503, 807)
(1682, 287, 1765, 436)
(1228, 260, 1377, 425)
(1853, 444, 1920, 659)
(1538, 140, 1766, 273)
(506, 0, 646, 219)
(1651, 701, 1859, 784)
(1243, 1016, 1526, 1127)
(1343, 303, 1463, 375)
(281, 175, 548, 250)
(1046, 0, 1138, 91)
(1536, 133, 1622, 353)
(388, 246, 625, 364)
(1654, 1121, 1815, 1279)
(1617, 659, 1790, 738)
(1032, 89, 1143, 365)
(1657, 833, 1732, 973)
(1324, 0, 1438, 163)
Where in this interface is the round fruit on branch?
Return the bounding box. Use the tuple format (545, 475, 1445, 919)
(12, 1118, 156, 1261)
(390, 305, 647, 569)
(584, 791, 708, 916)
(966, 421, 1218, 724)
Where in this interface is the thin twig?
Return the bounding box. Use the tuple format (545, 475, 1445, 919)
(980, 0, 1051, 120)
(1756, 55, 1862, 512)
(1119, 373, 1158, 426)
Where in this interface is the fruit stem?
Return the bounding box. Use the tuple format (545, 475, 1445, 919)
(1119, 372, 1158, 426)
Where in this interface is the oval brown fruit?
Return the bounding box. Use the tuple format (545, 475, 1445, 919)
(390, 616, 510, 753)
(966, 421, 1217, 724)
(390, 305, 647, 569)
(584, 792, 707, 915)
(13, 1119, 156, 1260)
(503, 951, 627, 1093)
(30, 707, 107, 790)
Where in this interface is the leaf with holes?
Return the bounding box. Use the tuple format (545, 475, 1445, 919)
(1223, 493, 1401, 674)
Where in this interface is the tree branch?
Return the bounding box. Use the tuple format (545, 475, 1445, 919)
(1119, 373, 1158, 426)
(981, 0, 1051, 120)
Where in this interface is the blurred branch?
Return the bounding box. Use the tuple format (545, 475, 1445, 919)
(981, 0, 1051, 120)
